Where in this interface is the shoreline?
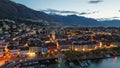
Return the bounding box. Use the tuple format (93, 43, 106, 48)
(64, 46, 120, 67)
(1, 46, 120, 68)
(65, 54, 120, 68)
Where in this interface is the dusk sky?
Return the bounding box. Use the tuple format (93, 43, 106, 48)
(11, 0, 120, 20)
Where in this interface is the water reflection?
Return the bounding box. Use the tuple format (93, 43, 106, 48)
(88, 57, 120, 68)
(46, 57, 120, 68)
(112, 57, 117, 63)
(91, 59, 103, 64)
(23, 57, 120, 68)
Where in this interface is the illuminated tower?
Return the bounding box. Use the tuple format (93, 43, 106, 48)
(51, 29, 56, 42)
(56, 40, 59, 49)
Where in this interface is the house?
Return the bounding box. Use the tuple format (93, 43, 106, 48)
(73, 41, 99, 51)
(45, 42, 57, 52)
(58, 40, 71, 51)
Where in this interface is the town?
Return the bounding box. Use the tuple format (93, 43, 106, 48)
(0, 19, 120, 68)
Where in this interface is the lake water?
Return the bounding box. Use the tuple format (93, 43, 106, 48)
(46, 57, 120, 68)
(88, 57, 120, 68)
(25, 57, 120, 68)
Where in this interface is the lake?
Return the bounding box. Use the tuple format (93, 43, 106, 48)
(46, 57, 120, 68)
(23, 57, 120, 68)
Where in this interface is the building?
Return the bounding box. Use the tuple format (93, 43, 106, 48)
(73, 41, 99, 51)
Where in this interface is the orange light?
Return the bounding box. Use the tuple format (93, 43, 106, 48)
(82, 48, 85, 52)
(54, 49, 57, 52)
(27, 52, 36, 57)
(74, 48, 78, 51)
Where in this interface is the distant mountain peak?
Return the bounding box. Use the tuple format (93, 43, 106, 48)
(51, 14, 104, 27)
(0, 0, 120, 27)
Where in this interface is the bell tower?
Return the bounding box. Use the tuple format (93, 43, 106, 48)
(52, 29, 55, 41)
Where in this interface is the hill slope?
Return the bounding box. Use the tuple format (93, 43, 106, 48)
(1, 0, 119, 27)
(0, 0, 55, 24)
(51, 15, 104, 27)
(100, 20, 120, 27)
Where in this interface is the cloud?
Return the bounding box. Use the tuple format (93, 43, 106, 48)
(79, 12, 92, 15)
(79, 12, 90, 15)
(41, 9, 99, 15)
(41, 9, 79, 14)
(88, 0, 103, 4)
(111, 17, 120, 20)
(112, 17, 120, 18)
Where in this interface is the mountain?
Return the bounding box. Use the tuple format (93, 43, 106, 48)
(1, 0, 119, 27)
(42, 9, 120, 27)
(51, 14, 104, 27)
(100, 20, 120, 27)
(0, 0, 56, 25)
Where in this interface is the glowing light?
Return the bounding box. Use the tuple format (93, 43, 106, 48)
(82, 48, 85, 52)
(99, 42, 103, 48)
(56, 40, 59, 49)
(95, 46, 97, 49)
(54, 49, 58, 52)
(45, 41, 51, 43)
(48, 50, 50, 53)
(74, 48, 78, 51)
(12, 38, 16, 41)
(12, 36, 19, 41)
(112, 57, 117, 63)
(24, 43, 28, 47)
(27, 52, 36, 57)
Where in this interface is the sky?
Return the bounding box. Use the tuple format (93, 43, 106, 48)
(11, 0, 120, 20)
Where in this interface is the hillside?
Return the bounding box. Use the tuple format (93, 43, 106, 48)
(52, 15, 104, 27)
(0, 0, 55, 25)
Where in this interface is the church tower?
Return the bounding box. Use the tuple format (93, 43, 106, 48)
(52, 29, 55, 41)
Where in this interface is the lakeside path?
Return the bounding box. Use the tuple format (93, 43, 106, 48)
(64, 46, 120, 61)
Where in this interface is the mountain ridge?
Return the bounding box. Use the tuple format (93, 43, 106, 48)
(0, 0, 120, 27)
(0, 0, 55, 24)
(51, 14, 104, 27)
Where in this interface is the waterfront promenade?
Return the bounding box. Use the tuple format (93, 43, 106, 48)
(1, 56, 58, 68)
